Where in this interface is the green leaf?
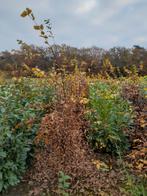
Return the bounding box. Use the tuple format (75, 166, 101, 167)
(0, 172, 3, 180)
(0, 150, 7, 158)
(8, 172, 19, 186)
(0, 180, 3, 192)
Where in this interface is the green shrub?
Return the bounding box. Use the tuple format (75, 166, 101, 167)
(139, 76, 147, 98)
(86, 81, 133, 155)
(121, 174, 147, 196)
(58, 171, 71, 196)
(0, 78, 55, 192)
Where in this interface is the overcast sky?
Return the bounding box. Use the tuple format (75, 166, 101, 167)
(0, 0, 147, 51)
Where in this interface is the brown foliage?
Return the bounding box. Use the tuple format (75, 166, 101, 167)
(122, 82, 147, 176)
(121, 81, 144, 108)
(126, 104, 147, 176)
(27, 101, 122, 195)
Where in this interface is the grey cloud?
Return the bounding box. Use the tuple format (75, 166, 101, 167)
(0, 0, 147, 51)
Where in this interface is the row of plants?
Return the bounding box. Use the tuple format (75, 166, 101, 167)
(86, 80, 134, 155)
(86, 75, 147, 154)
(0, 74, 146, 194)
(0, 78, 56, 191)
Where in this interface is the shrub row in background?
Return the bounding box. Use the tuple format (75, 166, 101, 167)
(0, 78, 55, 191)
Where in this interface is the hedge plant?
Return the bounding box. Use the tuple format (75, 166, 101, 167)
(0, 78, 55, 191)
(86, 81, 133, 155)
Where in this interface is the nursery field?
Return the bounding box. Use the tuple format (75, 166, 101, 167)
(0, 72, 146, 196)
(0, 3, 147, 196)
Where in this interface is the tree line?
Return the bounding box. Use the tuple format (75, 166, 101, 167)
(0, 44, 146, 77)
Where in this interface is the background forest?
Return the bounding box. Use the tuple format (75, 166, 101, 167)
(0, 44, 147, 78)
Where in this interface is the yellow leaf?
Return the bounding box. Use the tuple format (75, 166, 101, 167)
(26, 8, 32, 15)
(92, 159, 109, 170)
(33, 25, 41, 30)
(140, 159, 147, 165)
(20, 8, 32, 17)
(33, 25, 44, 30)
(80, 98, 89, 104)
(136, 163, 144, 170)
(20, 11, 28, 17)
